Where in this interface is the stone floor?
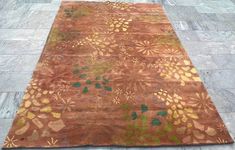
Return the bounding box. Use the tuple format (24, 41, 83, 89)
(0, 0, 235, 149)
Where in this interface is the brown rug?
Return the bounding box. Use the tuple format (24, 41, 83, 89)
(3, 1, 234, 148)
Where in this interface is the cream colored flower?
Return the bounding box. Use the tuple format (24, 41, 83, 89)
(135, 40, 159, 56)
(3, 136, 18, 148)
(189, 92, 215, 114)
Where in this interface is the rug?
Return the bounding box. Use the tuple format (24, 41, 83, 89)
(3, 1, 234, 148)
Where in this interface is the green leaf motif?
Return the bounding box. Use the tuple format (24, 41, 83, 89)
(95, 83, 102, 89)
(72, 82, 81, 87)
(82, 87, 88, 93)
(81, 66, 89, 70)
(169, 135, 181, 144)
(86, 80, 92, 84)
(79, 74, 87, 79)
(152, 118, 161, 126)
(154, 137, 161, 144)
(95, 76, 101, 80)
(120, 104, 130, 110)
(104, 86, 112, 91)
(141, 115, 147, 123)
(131, 112, 137, 120)
(103, 77, 109, 83)
(164, 123, 173, 132)
(72, 69, 80, 74)
(157, 111, 167, 117)
(141, 104, 148, 113)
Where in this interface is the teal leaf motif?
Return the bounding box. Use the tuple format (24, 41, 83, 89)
(95, 83, 102, 89)
(72, 69, 80, 74)
(157, 111, 167, 117)
(131, 112, 137, 120)
(79, 74, 87, 79)
(152, 118, 161, 126)
(81, 66, 89, 70)
(72, 82, 81, 87)
(103, 77, 109, 83)
(82, 87, 88, 93)
(141, 104, 148, 113)
(104, 86, 112, 91)
(95, 76, 101, 80)
(86, 80, 92, 84)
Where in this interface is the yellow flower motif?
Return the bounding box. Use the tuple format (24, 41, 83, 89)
(77, 32, 118, 56)
(14, 80, 64, 136)
(124, 91, 135, 101)
(189, 92, 215, 114)
(158, 59, 201, 86)
(106, 1, 134, 11)
(107, 18, 132, 32)
(217, 137, 228, 144)
(135, 40, 159, 56)
(47, 137, 58, 146)
(114, 88, 123, 95)
(55, 92, 75, 112)
(3, 136, 18, 148)
(154, 89, 198, 126)
(154, 89, 217, 143)
(112, 97, 120, 104)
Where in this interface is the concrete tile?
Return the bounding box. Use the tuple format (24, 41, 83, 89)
(195, 0, 235, 13)
(182, 41, 235, 55)
(21, 0, 53, 3)
(0, 92, 23, 118)
(0, 119, 13, 147)
(29, 3, 60, 11)
(16, 10, 57, 29)
(0, 72, 32, 92)
(187, 20, 235, 31)
(0, 55, 40, 72)
(200, 144, 235, 150)
(0, 10, 22, 28)
(207, 88, 235, 113)
(198, 70, 235, 89)
(220, 112, 235, 136)
(172, 21, 190, 30)
(163, 0, 203, 6)
(163, 6, 202, 21)
(175, 31, 200, 41)
(216, 13, 235, 22)
(190, 54, 218, 70)
(196, 31, 235, 42)
(210, 54, 235, 69)
(0, 29, 50, 40)
(0, 40, 44, 55)
(189, 54, 235, 70)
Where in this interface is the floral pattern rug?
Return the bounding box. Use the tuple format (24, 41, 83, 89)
(3, 1, 234, 148)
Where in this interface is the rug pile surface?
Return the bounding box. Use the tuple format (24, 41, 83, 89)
(3, 1, 233, 148)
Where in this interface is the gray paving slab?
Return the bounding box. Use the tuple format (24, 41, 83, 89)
(0, 72, 32, 92)
(182, 41, 235, 55)
(198, 69, 235, 89)
(0, 119, 13, 147)
(0, 55, 40, 72)
(207, 88, 235, 113)
(0, 92, 23, 118)
(0, 40, 45, 55)
(195, 0, 235, 13)
(0, 29, 50, 40)
(16, 10, 57, 29)
(196, 31, 235, 42)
